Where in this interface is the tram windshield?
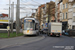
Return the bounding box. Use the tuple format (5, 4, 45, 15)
(24, 20, 35, 30)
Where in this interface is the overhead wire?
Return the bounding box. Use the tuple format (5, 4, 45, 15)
(21, 0, 38, 14)
(21, 0, 35, 17)
(20, 0, 32, 13)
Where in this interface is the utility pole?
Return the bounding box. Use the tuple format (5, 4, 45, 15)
(8, 0, 11, 37)
(11, 2, 14, 34)
(16, 0, 20, 35)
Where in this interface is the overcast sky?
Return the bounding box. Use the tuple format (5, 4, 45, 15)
(0, 0, 55, 20)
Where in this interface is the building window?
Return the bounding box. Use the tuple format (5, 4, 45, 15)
(66, 3, 68, 8)
(73, 16, 75, 22)
(63, 13, 64, 19)
(65, 13, 67, 19)
(63, 4, 65, 9)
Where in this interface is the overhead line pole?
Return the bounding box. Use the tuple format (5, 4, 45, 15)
(11, 2, 14, 34)
(8, 0, 11, 37)
(16, 0, 20, 35)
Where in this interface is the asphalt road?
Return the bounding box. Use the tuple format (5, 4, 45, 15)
(0, 34, 75, 50)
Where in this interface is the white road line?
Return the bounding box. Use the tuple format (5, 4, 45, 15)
(72, 37, 75, 38)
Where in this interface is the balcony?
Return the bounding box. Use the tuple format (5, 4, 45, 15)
(68, 12, 73, 19)
(68, 0, 73, 2)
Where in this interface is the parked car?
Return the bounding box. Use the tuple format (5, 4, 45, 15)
(67, 29, 75, 36)
(43, 29, 48, 34)
(40, 29, 48, 34)
(65, 32, 69, 35)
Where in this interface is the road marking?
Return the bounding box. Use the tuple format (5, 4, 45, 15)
(72, 37, 75, 38)
(73, 37, 75, 38)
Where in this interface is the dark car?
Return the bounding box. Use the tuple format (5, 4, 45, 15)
(40, 29, 48, 34)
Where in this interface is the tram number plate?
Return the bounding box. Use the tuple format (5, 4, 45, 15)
(27, 30, 29, 33)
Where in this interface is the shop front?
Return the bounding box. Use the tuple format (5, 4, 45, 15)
(62, 22, 68, 30)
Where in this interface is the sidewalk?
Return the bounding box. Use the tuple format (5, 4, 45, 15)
(0, 29, 23, 33)
(0, 36, 45, 49)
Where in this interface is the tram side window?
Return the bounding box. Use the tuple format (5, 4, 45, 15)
(35, 23, 39, 30)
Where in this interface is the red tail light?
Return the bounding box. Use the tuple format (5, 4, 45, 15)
(51, 33, 52, 35)
(60, 34, 62, 36)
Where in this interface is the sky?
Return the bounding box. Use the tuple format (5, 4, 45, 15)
(0, 0, 55, 20)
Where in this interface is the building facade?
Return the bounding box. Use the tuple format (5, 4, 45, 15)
(68, 0, 75, 29)
(56, 0, 68, 30)
(0, 13, 9, 29)
(50, 2, 55, 22)
(55, 0, 63, 22)
(60, 0, 63, 22)
(41, 4, 48, 29)
(37, 4, 45, 29)
(61, 0, 68, 30)
(46, 1, 55, 22)
(56, 0, 75, 30)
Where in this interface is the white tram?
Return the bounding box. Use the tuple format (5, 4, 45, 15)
(23, 18, 39, 36)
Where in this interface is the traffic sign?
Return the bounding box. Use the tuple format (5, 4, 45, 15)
(7, 26, 10, 30)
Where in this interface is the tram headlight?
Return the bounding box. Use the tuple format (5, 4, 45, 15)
(27, 30, 29, 33)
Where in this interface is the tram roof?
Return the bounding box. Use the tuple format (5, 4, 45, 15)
(25, 18, 35, 20)
(24, 18, 39, 23)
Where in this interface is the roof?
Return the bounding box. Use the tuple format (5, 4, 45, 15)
(24, 18, 39, 23)
(0, 14, 8, 17)
(25, 18, 35, 20)
(2, 13, 8, 17)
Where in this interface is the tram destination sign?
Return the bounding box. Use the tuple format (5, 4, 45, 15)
(26, 20, 32, 22)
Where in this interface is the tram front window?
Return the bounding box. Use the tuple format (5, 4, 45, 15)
(24, 22, 35, 30)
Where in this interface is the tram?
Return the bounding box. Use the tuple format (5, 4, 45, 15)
(23, 18, 39, 36)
